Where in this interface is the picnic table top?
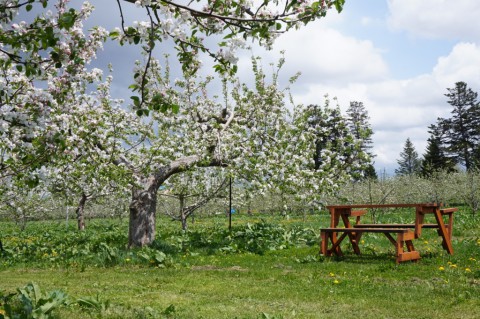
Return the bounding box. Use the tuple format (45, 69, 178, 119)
(326, 203, 440, 209)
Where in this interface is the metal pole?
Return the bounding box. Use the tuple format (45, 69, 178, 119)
(229, 175, 232, 231)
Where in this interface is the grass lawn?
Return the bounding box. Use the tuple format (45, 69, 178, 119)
(1, 209, 479, 318)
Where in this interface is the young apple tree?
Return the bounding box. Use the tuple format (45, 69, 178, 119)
(160, 167, 229, 231)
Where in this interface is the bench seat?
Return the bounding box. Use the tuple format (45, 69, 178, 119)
(354, 224, 440, 229)
(320, 227, 420, 263)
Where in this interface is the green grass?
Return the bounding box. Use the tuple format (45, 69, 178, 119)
(1, 209, 479, 318)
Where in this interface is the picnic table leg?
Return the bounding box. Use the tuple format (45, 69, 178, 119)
(320, 231, 329, 256)
(415, 206, 425, 239)
(329, 232, 348, 256)
(446, 211, 454, 241)
(329, 208, 341, 254)
(395, 232, 420, 263)
(340, 213, 361, 255)
(433, 208, 454, 255)
(320, 230, 347, 257)
(330, 208, 341, 228)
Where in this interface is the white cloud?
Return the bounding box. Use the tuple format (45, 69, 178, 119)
(268, 23, 389, 86)
(387, 0, 480, 41)
(433, 42, 480, 88)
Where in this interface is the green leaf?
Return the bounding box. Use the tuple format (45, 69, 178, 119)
(59, 9, 76, 30)
(109, 30, 120, 38)
(136, 109, 149, 116)
(334, 0, 346, 13)
(26, 4, 32, 11)
(130, 96, 141, 108)
(34, 291, 68, 316)
(171, 104, 180, 114)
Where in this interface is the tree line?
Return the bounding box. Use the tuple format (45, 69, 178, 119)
(396, 81, 480, 176)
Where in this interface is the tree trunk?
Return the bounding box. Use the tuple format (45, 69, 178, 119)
(127, 155, 221, 247)
(129, 177, 159, 248)
(179, 194, 188, 231)
(75, 193, 87, 231)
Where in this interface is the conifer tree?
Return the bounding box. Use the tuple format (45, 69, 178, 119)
(437, 82, 480, 171)
(421, 124, 456, 176)
(346, 101, 375, 179)
(396, 138, 422, 176)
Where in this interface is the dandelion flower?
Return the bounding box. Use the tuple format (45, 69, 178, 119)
(333, 280, 340, 284)
(465, 268, 471, 273)
(438, 266, 445, 271)
(329, 272, 335, 277)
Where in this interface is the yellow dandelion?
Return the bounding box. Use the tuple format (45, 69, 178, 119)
(423, 241, 429, 244)
(469, 257, 476, 261)
(333, 279, 340, 284)
(447, 261, 452, 265)
(329, 272, 335, 277)
(439, 266, 445, 271)
(361, 240, 365, 244)
(125, 258, 131, 262)
(450, 264, 457, 268)
(465, 268, 472, 273)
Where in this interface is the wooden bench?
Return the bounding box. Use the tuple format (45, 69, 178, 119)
(320, 228, 420, 264)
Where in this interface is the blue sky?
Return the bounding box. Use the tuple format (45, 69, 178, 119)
(62, 1, 480, 175)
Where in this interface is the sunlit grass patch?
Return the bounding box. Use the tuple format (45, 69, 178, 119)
(0, 208, 479, 318)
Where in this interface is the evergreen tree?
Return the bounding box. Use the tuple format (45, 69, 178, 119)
(421, 124, 456, 176)
(308, 104, 352, 170)
(438, 82, 480, 171)
(395, 138, 422, 176)
(346, 101, 375, 179)
(364, 164, 378, 180)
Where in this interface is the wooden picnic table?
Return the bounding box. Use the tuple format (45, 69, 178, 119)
(320, 203, 457, 263)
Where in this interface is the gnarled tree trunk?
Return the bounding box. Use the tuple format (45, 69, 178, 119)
(129, 177, 159, 248)
(127, 155, 222, 247)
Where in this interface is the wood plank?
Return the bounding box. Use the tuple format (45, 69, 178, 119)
(440, 207, 458, 214)
(326, 203, 438, 209)
(320, 228, 411, 233)
(354, 224, 440, 229)
(320, 231, 328, 255)
(432, 208, 454, 255)
(399, 231, 415, 241)
(350, 210, 367, 216)
(396, 251, 421, 263)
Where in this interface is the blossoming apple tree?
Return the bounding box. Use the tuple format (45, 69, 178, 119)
(0, 0, 350, 247)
